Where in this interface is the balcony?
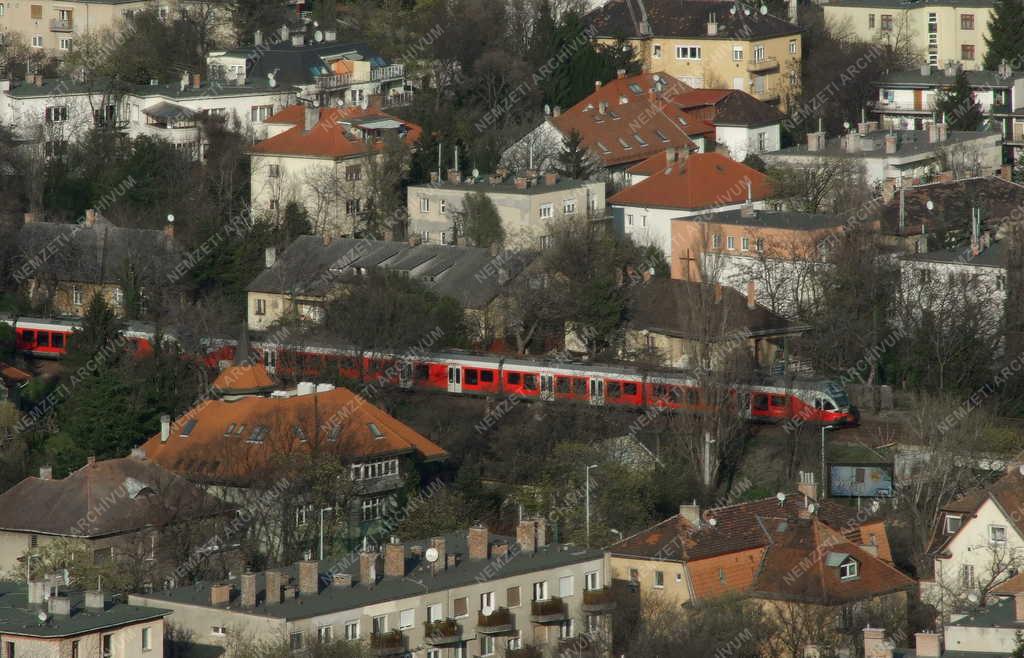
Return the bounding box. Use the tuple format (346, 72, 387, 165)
(871, 99, 932, 114)
(50, 18, 73, 31)
(746, 56, 779, 73)
(423, 619, 465, 645)
(369, 630, 406, 656)
(581, 587, 617, 613)
(476, 607, 514, 634)
(371, 64, 405, 82)
(530, 597, 568, 623)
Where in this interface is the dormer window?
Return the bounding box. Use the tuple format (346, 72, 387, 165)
(945, 514, 962, 534)
(839, 558, 858, 580)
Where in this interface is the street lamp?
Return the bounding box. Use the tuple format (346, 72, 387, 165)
(319, 507, 334, 560)
(585, 464, 599, 547)
(821, 425, 835, 497)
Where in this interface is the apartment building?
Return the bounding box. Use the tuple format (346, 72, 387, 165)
(407, 171, 605, 249)
(587, 0, 803, 109)
(130, 523, 612, 658)
(823, 0, 994, 69)
(0, 0, 156, 56)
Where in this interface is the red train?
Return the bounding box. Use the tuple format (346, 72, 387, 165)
(0, 315, 858, 425)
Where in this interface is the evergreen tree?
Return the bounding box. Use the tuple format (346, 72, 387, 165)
(555, 129, 596, 181)
(933, 69, 984, 131)
(459, 192, 505, 247)
(984, 0, 1024, 71)
(1013, 150, 1024, 184)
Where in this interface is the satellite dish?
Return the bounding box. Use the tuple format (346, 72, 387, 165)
(968, 592, 979, 603)
(744, 8, 751, 15)
(313, 21, 319, 28)
(425, 547, 439, 563)
(167, 214, 175, 223)
(314, 30, 324, 43)
(707, 518, 718, 527)
(1018, 463, 1024, 476)
(760, 4, 768, 14)
(472, 168, 480, 178)
(37, 611, 47, 623)
(482, 604, 495, 616)
(926, 200, 935, 211)
(730, 5, 737, 13)
(843, 121, 851, 130)
(267, 73, 277, 88)
(776, 492, 786, 504)
(808, 503, 817, 515)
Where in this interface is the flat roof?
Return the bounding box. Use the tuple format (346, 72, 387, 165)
(0, 584, 169, 638)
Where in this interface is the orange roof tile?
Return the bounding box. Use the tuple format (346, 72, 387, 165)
(0, 363, 31, 384)
(609, 152, 771, 210)
(688, 547, 764, 600)
(141, 387, 446, 484)
(211, 364, 277, 395)
(252, 105, 423, 159)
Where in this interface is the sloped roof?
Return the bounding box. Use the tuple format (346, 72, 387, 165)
(250, 105, 422, 159)
(549, 72, 710, 167)
(211, 363, 277, 396)
(710, 90, 787, 126)
(0, 457, 227, 537)
(140, 387, 447, 485)
(0, 363, 31, 384)
(878, 176, 1024, 236)
(928, 468, 1024, 557)
(609, 152, 771, 210)
(587, 0, 802, 40)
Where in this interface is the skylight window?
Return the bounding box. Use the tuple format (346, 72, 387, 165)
(655, 129, 669, 142)
(181, 419, 197, 437)
(293, 426, 307, 442)
(617, 137, 632, 150)
(634, 133, 648, 146)
(629, 83, 643, 94)
(678, 117, 688, 126)
(608, 110, 621, 120)
(596, 141, 611, 154)
(225, 423, 236, 436)
(247, 425, 269, 444)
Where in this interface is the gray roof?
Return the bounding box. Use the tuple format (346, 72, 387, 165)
(138, 531, 602, 621)
(696, 208, 846, 230)
(877, 69, 1024, 89)
(409, 175, 592, 196)
(901, 239, 1007, 268)
(0, 583, 169, 638)
(247, 237, 532, 309)
(766, 129, 999, 159)
(948, 596, 1021, 629)
(587, 0, 802, 40)
(217, 41, 386, 88)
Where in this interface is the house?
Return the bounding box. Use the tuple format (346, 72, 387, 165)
(674, 87, 787, 161)
(624, 277, 807, 369)
(0, 581, 169, 658)
(246, 236, 526, 339)
(899, 237, 1007, 320)
(139, 378, 448, 544)
(0, 455, 232, 582)
(609, 150, 772, 261)
(823, 0, 994, 70)
(249, 103, 422, 235)
(760, 120, 1003, 187)
(0, 363, 30, 403)
(586, 0, 803, 109)
(862, 601, 1024, 656)
(406, 170, 605, 249)
(129, 523, 612, 657)
(15, 210, 178, 317)
(501, 71, 711, 185)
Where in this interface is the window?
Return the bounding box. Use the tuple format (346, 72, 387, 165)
(758, 132, 767, 152)
(753, 44, 765, 62)
(617, 137, 632, 150)
(628, 568, 639, 583)
(59, 37, 72, 51)
(317, 625, 332, 642)
(102, 635, 113, 658)
(439, 199, 447, 214)
(741, 237, 750, 251)
(789, 39, 797, 54)
(30, 4, 42, 18)
(507, 632, 523, 650)
(991, 525, 1008, 544)
(533, 581, 549, 601)
(945, 515, 962, 534)
(539, 203, 553, 219)
(361, 495, 388, 521)
(453, 596, 468, 617)
(627, 214, 634, 227)
(268, 199, 278, 210)
(344, 620, 359, 640)
(480, 591, 495, 611)
(732, 46, 743, 61)
(839, 558, 858, 580)
(427, 651, 441, 658)
(345, 165, 362, 181)
(5, 642, 13, 658)
(654, 571, 665, 588)
(399, 608, 414, 630)
(480, 636, 495, 656)
(72, 641, 79, 658)
(558, 619, 574, 639)
(142, 626, 152, 651)
(727, 236, 735, 250)
(653, 44, 662, 58)
(634, 132, 648, 146)
(0, 4, 4, 16)
(286, 631, 303, 650)
(868, 13, 875, 28)
(962, 564, 975, 588)
(962, 44, 975, 60)
(45, 106, 68, 123)
(563, 198, 576, 214)
(31, 35, 43, 48)
(559, 575, 574, 597)
(372, 615, 387, 634)
(584, 571, 601, 591)
(507, 585, 521, 607)
(345, 198, 361, 215)
(755, 238, 764, 252)
(267, 164, 280, 178)
(961, 13, 974, 29)
(640, 215, 647, 227)
(250, 105, 273, 122)
(427, 603, 442, 622)
(712, 234, 722, 249)
(675, 45, 701, 60)
(880, 14, 892, 31)
(255, 298, 267, 316)
(211, 625, 226, 637)
(72, 286, 83, 306)
(586, 614, 602, 633)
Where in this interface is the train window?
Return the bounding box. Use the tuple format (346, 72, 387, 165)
(465, 369, 479, 386)
(556, 378, 570, 394)
(822, 399, 836, 411)
(753, 394, 769, 410)
(608, 382, 621, 397)
(670, 387, 683, 402)
(507, 372, 521, 385)
(574, 378, 587, 395)
(623, 383, 637, 396)
(22, 330, 34, 343)
(770, 395, 786, 407)
(414, 364, 429, 380)
(52, 334, 64, 348)
(523, 374, 537, 390)
(814, 399, 822, 409)
(687, 388, 699, 404)
(37, 333, 50, 347)
(481, 371, 494, 383)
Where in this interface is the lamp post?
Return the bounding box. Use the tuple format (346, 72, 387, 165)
(585, 464, 598, 547)
(319, 507, 334, 560)
(821, 425, 835, 496)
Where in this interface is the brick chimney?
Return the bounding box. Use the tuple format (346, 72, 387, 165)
(359, 551, 379, 587)
(428, 537, 446, 575)
(535, 518, 547, 547)
(447, 168, 461, 184)
(617, 68, 626, 79)
(210, 583, 232, 606)
(594, 80, 602, 91)
(298, 560, 319, 595)
(265, 570, 283, 605)
(806, 131, 826, 152)
(469, 524, 489, 560)
(384, 541, 406, 577)
(514, 177, 528, 190)
(914, 632, 942, 657)
(23, 212, 35, 224)
(48, 596, 71, 616)
(164, 219, 175, 241)
(544, 172, 558, 186)
(516, 520, 536, 553)
(240, 572, 257, 607)
(39, 466, 52, 480)
(679, 502, 701, 526)
(863, 627, 893, 658)
(713, 283, 723, 303)
(192, 73, 201, 89)
(160, 415, 170, 443)
(746, 281, 757, 309)
(492, 542, 509, 558)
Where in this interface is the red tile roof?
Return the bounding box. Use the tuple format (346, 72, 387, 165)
(141, 387, 446, 484)
(609, 151, 771, 210)
(211, 364, 277, 396)
(549, 72, 712, 167)
(251, 105, 423, 159)
(0, 363, 30, 384)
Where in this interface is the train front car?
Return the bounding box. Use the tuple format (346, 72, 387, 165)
(801, 380, 858, 426)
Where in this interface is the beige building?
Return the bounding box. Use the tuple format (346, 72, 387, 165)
(824, 0, 993, 69)
(131, 523, 614, 657)
(588, 0, 803, 109)
(407, 171, 605, 250)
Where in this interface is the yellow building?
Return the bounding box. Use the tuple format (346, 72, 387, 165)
(823, 0, 994, 69)
(588, 0, 802, 109)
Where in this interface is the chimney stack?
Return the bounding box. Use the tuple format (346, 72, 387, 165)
(884, 134, 897, 154)
(27, 581, 45, 604)
(291, 33, 304, 47)
(210, 583, 232, 606)
(863, 627, 893, 658)
(714, 283, 723, 303)
(535, 518, 547, 547)
(359, 551, 379, 587)
(240, 572, 257, 607)
(254, 30, 263, 47)
(160, 415, 171, 443)
(39, 466, 52, 480)
(679, 502, 701, 526)
(265, 570, 283, 605)
(594, 80, 602, 91)
(48, 596, 71, 616)
(914, 632, 942, 657)
(617, 68, 626, 79)
(746, 281, 757, 309)
(469, 525, 489, 560)
(447, 168, 461, 184)
(85, 590, 105, 611)
(428, 537, 446, 575)
(164, 219, 174, 241)
(514, 177, 528, 190)
(806, 130, 826, 152)
(23, 212, 35, 225)
(304, 104, 319, 132)
(298, 560, 319, 596)
(384, 541, 405, 577)
(544, 172, 558, 186)
(516, 520, 537, 553)
(192, 73, 201, 90)
(265, 246, 277, 269)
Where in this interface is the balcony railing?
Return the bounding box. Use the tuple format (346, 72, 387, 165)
(871, 99, 932, 113)
(530, 597, 568, 623)
(423, 619, 463, 645)
(369, 630, 406, 656)
(316, 64, 406, 91)
(477, 607, 514, 634)
(380, 91, 415, 108)
(746, 56, 779, 73)
(50, 18, 74, 31)
(750, 85, 780, 102)
(371, 64, 405, 82)
(581, 587, 617, 613)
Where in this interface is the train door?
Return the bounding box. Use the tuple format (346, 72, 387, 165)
(589, 378, 604, 405)
(399, 362, 413, 389)
(447, 365, 462, 393)
(540, 374, 554, 401)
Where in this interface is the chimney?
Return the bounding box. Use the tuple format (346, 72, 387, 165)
(254, 29, 263, 46)
(845, 133, 860, 153)
(937, 170, 955, 183)
(428, 537, 446, 575)
(534, 518, 547, 547)
(863, 627, 893, 658)
(23, 212, 34, 224)
(741, 202, 755, 218)
(492, 542, 509, 558)
(265, 570, 283, 605)
(192, 73, 201, 90)
(937, 121, 948, 142)
(27, 581, 45, 604)
(384, 541, 405, 577)
(160, 415, 170, 442)
(164, 220, 174, 241)
(279, 25, 289, 42)
(48, 596, 71, 616)
(210, 583, 232, 606)
(920, 63, 931, 77)
(594, 80, 602, 91)
(544, 172, 558, 186)
(297, 560, 319, 595)
(359, 551, 378, 587)
(1000, 164, 1013, 181)
(264, 246, 277, 268)
(304, 105, 319, 132)
(84, 590, 105, 611)
(516, 520, 536, 553)
(806, 131, 825, 152)
(447, 168, 461, 184)
(914, 632, 942, 657)
(446, 553, 459, 569)
(240, 572, 257, 607)
(617, 68, 626, 79)
(468, 525, 489, 560)
(797, 471, 817, 501)
(928, 121, 940, 143)
(39, 466, 52, 480)
(86, 456, 96, 466)
(713, 283, 723, 303)
(746, 281, 757, 309)
(85, 209, 97, 227)
(884, 134, 897, 154)
(553, 106, 561, 117)
(514, 177, 528, 190)
(971, 208, 982, 256)
(679, 502, 701, 526)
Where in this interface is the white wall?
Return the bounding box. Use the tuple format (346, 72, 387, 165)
(716, 124, 781, 162)
(611, 201, 766, 263)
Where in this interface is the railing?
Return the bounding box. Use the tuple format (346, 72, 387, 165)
(872, 100, 931, 113)
(316, 64, 405, 91)
(530, 597, 568, 622)
(507, 647, 544, 658)
(50, 19, 73, 31)
(423, 619, 462, 644)
(371, 64, 405, 82)
(369, 630, 405, 654)
(381, 92, 415, 108)
(581, 587, 617, 612)
(476, 607, 514, 633)
(750, 85, 780, 102)
(746, 56, 778, 73)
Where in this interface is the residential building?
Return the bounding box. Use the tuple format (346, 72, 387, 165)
(587, 0, 803, 109)
(0, 454, 232, 582)
(406, 170, 605, 249)
(0, 581, 169, 658)
(674, 88, 787, 162)
(139, 378, 448, 544)
(862, 598, 1024, 656)
(246, 236, 527, 339)
(501, 71, 711, 185)
(130, 523, 612, 657)
(899, 237, 1006, 318)
(248, 103, 422, 235)
(823, 0, 994, 70)
(16, 210, 178, 317)
(623, 277, 807, 369)
(0, 362, 30, 403)
(760, 121, 1003, 187)
(609, 150, 772, 261)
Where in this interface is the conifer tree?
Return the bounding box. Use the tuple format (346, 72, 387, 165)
(933, 69, 983, 131)
(983, 0, 1024, 71)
